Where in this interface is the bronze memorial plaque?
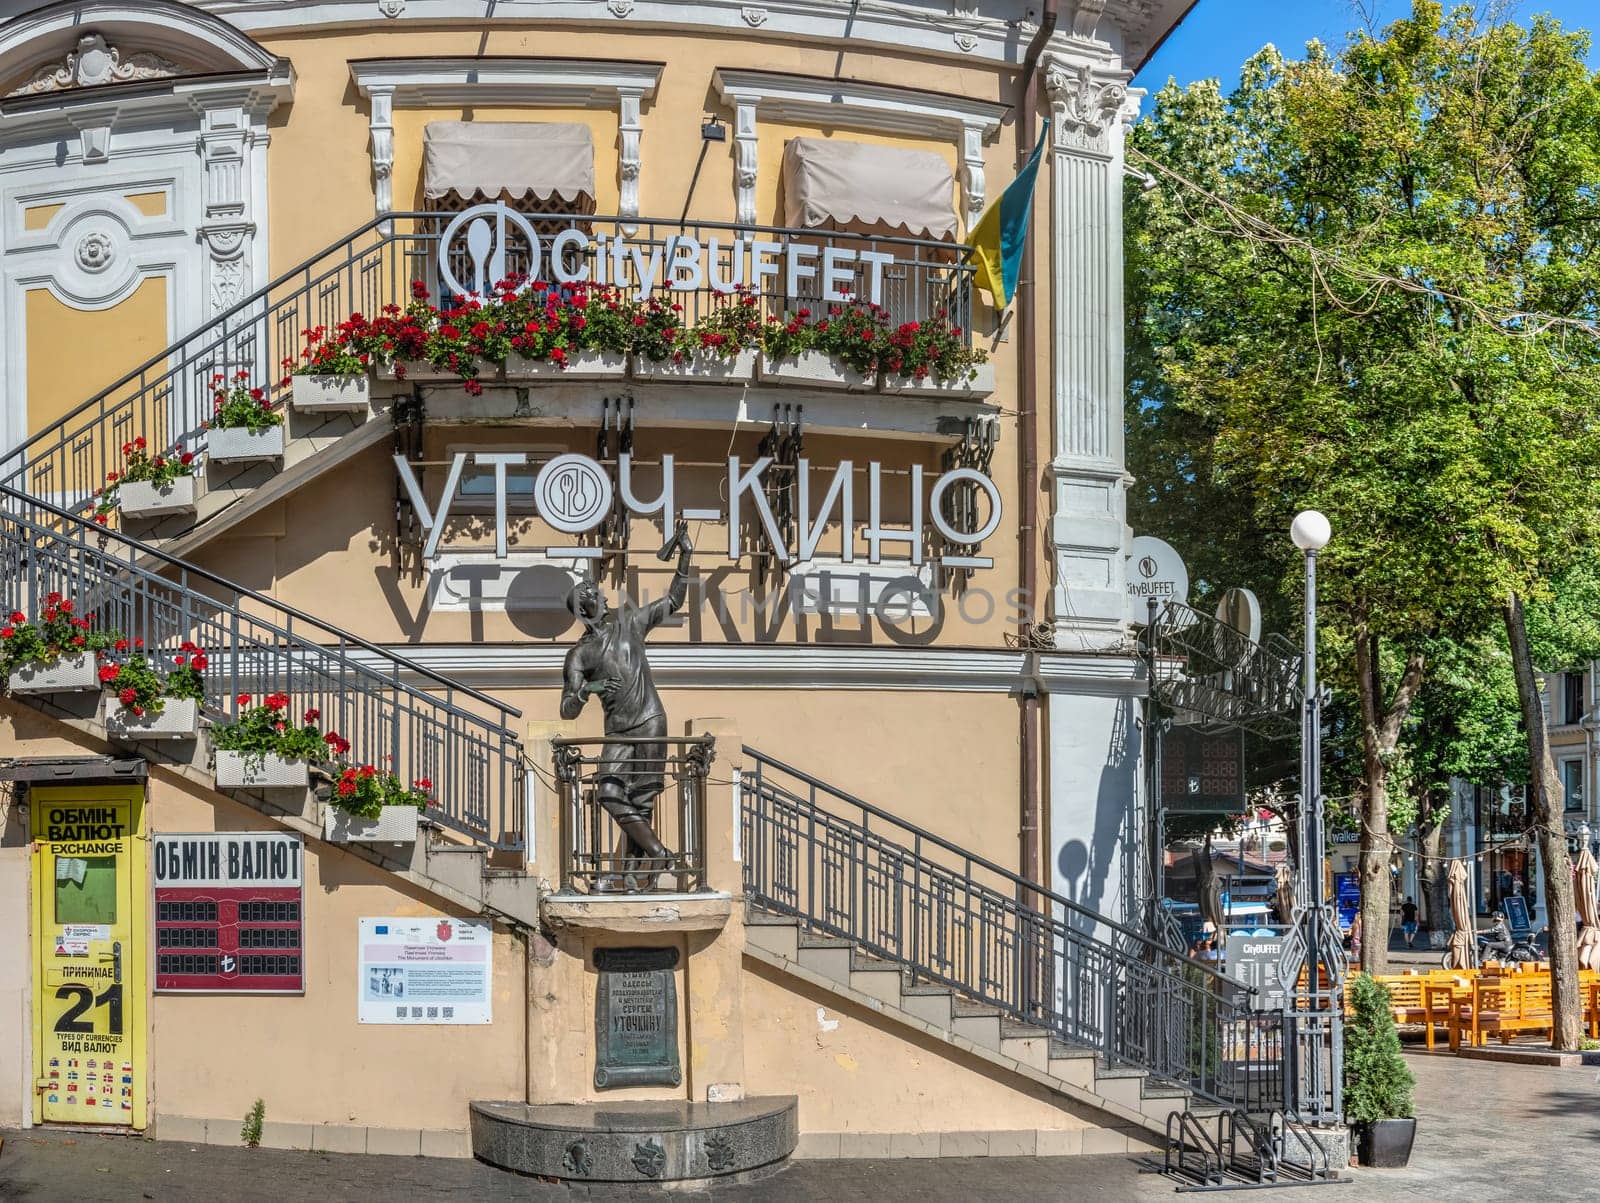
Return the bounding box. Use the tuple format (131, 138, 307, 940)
(594, 946, 681, 1089)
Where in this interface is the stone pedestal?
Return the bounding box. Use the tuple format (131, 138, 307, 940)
(519, 717, 753, 1116)
(469, 1096, 798, 1183)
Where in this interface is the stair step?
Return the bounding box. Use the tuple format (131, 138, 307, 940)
(951, 1011, 1002, 1051)
(744, 909, 798, 926)
(1048, 1039, 1096, 1061)
(848, 964, 906, 1005)
(998, 1024, 1051, 1071)
(898, 985, 954, 1028)
(796, 942, 853, 983)
(797, 934, 853, 949)
(1091, 1072, 1146, 1110)
(1047, 1056, 1097, 1090)
(744, 920, 799, 961)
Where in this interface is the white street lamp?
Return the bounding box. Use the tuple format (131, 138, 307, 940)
(1291, 507, 1340, 1118)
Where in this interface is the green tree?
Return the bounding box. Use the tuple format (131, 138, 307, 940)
(1127, 3, 1600, 1044)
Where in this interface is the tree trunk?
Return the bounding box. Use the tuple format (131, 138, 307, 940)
(1416, 786, 1448, 942)
(1354, 629, 1426, 975)
(1504, 590, 1583, 1050)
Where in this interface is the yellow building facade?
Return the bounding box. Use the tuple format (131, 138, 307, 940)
(0, 0, 1210, 1179)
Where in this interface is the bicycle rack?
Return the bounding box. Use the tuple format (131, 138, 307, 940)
(1145, 1107, 1346, 1192)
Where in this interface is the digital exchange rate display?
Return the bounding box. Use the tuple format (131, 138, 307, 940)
(153, 833, 304, 993)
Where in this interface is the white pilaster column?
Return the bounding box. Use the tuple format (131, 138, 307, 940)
(1041, 54, 1140, 650)
(197, 104, 257, 317)
(618, 87, 644, 235)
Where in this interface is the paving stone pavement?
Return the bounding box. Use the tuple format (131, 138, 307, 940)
(2, 1052, 1594, 1201)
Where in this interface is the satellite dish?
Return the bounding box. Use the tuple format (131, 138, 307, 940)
(1216, 587, 1262, 644)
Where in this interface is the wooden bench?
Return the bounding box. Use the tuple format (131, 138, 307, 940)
(1467, 978, 1553, 1047)
(1421, 979, 1474, 1050)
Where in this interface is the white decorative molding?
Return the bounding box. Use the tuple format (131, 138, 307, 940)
(617, 88, 643, 233)
(367, 85, 395, 214)
(953, 32, 978, 53)
(350, 58, 664, 220)
(606, 0, 635, 15)
(343, 643, 1146, 697)
(7, 33, 180, 96)
(740, 5, 768, 25)
(712, 68, 1007, 234)
(199, 0, 1166, 74)
(80, 125, 111, 164)
(1042, 53, 1130, 160)
(196, 104, 260, 315)
(74, 230, 115, 272)
(378, 0, 406, 14)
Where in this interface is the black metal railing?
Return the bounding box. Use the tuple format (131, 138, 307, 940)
(0, 485, 526, 852)
(0, 209, 973, 520)
(741, 748, 1299, 1114)
(553, 735, 713, 894)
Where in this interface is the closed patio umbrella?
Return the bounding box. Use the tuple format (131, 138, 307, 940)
(1575, 845, 1600, 972)
(1445, 859, 1474, 970)
(1273, 861, 1296, 925)
(1195, 844, 1225, 933)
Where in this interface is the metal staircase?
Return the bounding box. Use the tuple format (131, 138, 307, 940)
(740, 748, 1297, 1132)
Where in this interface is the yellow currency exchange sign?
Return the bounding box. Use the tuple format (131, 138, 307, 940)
(31, 786, 147, 1128)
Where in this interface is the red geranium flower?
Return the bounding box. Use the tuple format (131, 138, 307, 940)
(118, 687, 136, 705)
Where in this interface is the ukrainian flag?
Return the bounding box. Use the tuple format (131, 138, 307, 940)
(969, 119, 1049, 310)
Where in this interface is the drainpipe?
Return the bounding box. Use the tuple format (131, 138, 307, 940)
(1015, 0, 1057, 892)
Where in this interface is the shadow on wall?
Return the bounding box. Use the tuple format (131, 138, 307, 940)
(1055, 696, 1136, 929)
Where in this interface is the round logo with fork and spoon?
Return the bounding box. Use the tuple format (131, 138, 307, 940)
(535, 454, 614, 533)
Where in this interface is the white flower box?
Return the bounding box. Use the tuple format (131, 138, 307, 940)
(7, 651, 98, 694)
(758, 351, 874, 391)
(215, 750, 312, 790)
(106, 698, 199, 741)
(207, 425, 285, 463)
(881, 360, 996, 400)
(633, 348, 757, 384)
(292, 374, 370, 412)
(324, 804, 421, 844)
(377, 359, 495, 384)
(117, 476, 196, 519)
(505, 351, 627, 380)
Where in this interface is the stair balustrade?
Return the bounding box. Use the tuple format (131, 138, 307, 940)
(740, 747, 1301, 1115)
(0, 486, 526, 852)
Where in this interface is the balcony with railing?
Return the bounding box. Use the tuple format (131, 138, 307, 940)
(1, 209, 983, 527)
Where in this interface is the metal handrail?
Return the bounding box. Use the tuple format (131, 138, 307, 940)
(0, 484, 519, 718)
(741, 744, 1236, 989)
(740, 747, 1291, 1112)
(0, 490, 526, 851)
(0, 210, 975, 510)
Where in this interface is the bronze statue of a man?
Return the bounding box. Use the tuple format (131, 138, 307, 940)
(560, 522, 693, 875)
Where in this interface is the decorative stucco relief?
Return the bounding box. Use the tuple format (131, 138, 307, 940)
(7, 34, 181, 97)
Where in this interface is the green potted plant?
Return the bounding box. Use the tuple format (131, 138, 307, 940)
(212, 693, 338, 789)
(759, 298, 885, 391)
(1344, 972, 1417, 1167)
(206, 372, 285, 462)
(324, 762, 434, 844)
(634, 292, 761, 383)
(286, 326, 373, 412)
(95, 437, 197, 521)
(879, 312, 993, 398)
(101, 643, 206, 740)
(503, 282, 632, 380)
(1, 596, 123, 693)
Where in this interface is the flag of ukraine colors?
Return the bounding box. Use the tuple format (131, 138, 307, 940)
(969, 119, 1049, 310)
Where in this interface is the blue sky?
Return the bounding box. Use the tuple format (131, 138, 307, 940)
(1133, 0, 1600, 95)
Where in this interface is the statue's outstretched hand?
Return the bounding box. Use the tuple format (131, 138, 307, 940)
(675, 518, 693, 557)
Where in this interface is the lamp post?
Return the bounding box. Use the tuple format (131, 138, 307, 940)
(1288, 508, 1339, 1120)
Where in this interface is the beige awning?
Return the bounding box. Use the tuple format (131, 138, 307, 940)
(782, 137, 957, 242)
(423, 121, 596, 208)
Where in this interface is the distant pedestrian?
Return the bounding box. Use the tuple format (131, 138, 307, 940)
(1349, 912, 1363, 964)
(1400, 897, 1419, 948)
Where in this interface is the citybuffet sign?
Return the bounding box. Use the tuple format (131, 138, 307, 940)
(395, 452, 1002, 569)
(441, 203, 906, 303)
